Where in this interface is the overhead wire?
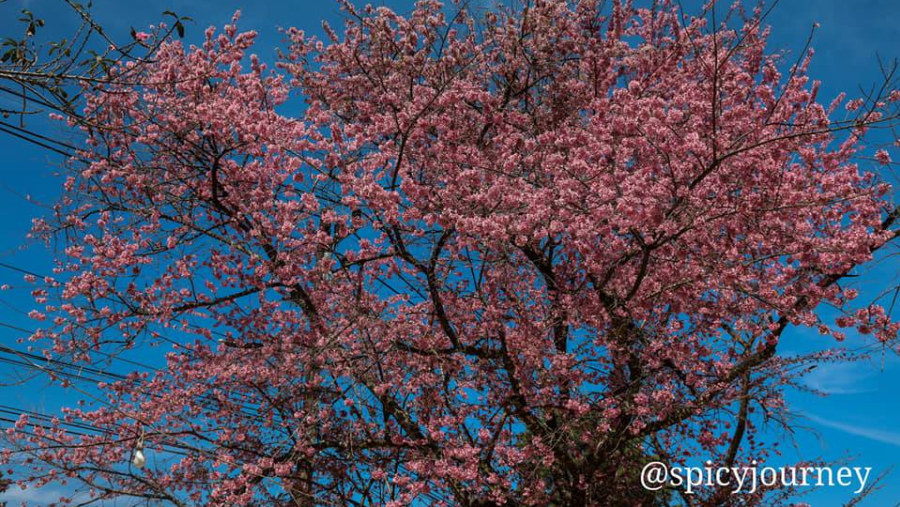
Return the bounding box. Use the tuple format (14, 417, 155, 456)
(0, 262, 455, 505)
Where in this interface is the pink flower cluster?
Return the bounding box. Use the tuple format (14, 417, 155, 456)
(5, 1, 900, 505)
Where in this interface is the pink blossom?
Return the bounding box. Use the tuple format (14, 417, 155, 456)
(7, 2, 900, 505)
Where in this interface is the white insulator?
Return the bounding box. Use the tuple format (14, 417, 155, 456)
(132, 449, 146, 468)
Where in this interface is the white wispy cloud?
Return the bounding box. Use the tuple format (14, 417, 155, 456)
(803, 361, 881, 395)
(0, 484, 77, 504)
(805, 413, 900, 448)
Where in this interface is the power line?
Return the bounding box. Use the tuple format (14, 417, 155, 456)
(0, 262, 455, 504)
(0, 260, 48, 280)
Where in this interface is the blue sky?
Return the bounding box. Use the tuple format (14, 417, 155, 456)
(1, 0, 899, 505)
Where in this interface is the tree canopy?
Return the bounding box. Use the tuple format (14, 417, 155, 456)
(2, 0, 900, 505)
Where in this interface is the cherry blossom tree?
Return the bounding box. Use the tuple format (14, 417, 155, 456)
(3, 0, 900, 505)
